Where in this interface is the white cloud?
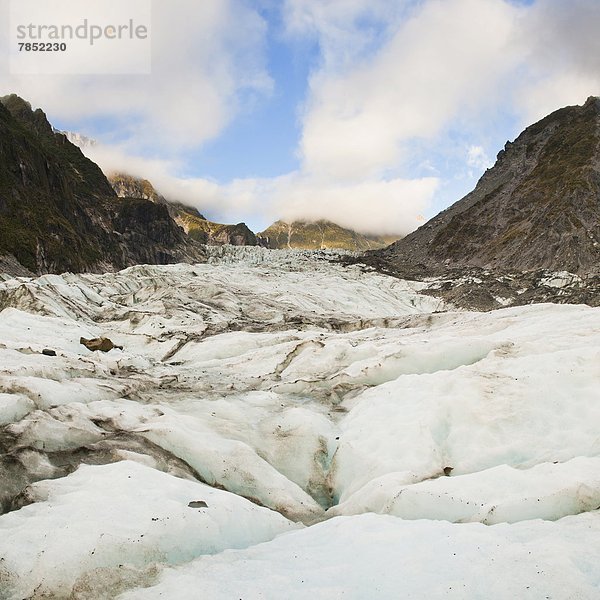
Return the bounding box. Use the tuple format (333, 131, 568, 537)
(283, 0, 409, 70)
(298, 0, 521, 181)
(512, 0, 600, 123)
(283, 0, 600, 229)
(292, 0, 600, 183)
(0, 0, 271, 151)
(88, 144, 437, 235)
(467, 146, 493, 172)
(223, 173, 438, 235)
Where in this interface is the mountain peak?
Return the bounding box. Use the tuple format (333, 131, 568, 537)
(109, 172, 166, 204)
(0, 94, 54, 137)
(378, 97, 600, 275)
(0, 94, 33, 116)
(259, 219, 401, 251)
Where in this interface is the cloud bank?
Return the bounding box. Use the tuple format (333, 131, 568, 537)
(88, 144, 435, 235)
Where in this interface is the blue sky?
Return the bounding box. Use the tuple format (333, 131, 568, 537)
(189, 17, 315, 182)
(3, 0, 600, 233)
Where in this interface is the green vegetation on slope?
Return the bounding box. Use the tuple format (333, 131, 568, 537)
(0, 95, 115, 271)
(176, 211, 257, 246)
(259, 220, 400, 251)
(0, 95, 197, 274)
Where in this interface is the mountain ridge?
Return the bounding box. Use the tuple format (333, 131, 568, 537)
(0, 94, 204, 275)
(258, 219, 400, 251)
(377, 96, 600, 275)
(3, 93, 599, 283)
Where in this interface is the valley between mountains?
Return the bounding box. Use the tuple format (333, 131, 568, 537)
(0, 90, 599, 599)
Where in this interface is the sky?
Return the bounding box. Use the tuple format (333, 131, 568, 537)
(1, 0, 600, 235)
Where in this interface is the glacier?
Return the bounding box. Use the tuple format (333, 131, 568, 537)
(0, 247, 598, 599)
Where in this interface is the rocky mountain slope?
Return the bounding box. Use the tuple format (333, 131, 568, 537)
(177, 211, 257, 246)
(259, 219, 399, 251)
(109, 173, 257, 246)
(0, 95, 203, 275)
(378, 96, 600, 275)
(109, 172, 171, 205)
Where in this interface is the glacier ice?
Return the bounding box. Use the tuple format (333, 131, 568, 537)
(0, 460, 298, 599)
(117, 512, 600, 600)
(0, 248, 599, 598)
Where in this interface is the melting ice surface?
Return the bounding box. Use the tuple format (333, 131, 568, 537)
(0, 247, 599, 599)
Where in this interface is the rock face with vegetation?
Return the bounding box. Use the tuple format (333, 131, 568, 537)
(176, 211, 258, 246)
(259, 220, 400, 251)
(109, 173, 168, 205)
(378, 97, 600, 275)
(0, 95, 204, 275)
(108, 173, 257, 247)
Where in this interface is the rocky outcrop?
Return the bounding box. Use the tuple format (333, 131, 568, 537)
(108, 173, 257, 247)
(177, 212, 257, 246)
(0, 95, 204, 275)
(109, 173, 165, 204)
(377, 97, 600, 276)
(259, 220, 399, 251)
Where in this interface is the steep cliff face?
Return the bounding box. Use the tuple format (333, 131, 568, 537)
(259, 220, 399, 251)
(0, 96, 203, 275)
(0, 95, 115, 273)
(379, 97, 600, 275)
(112, 198, 193, 265)
(108, 173, 257, 247)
